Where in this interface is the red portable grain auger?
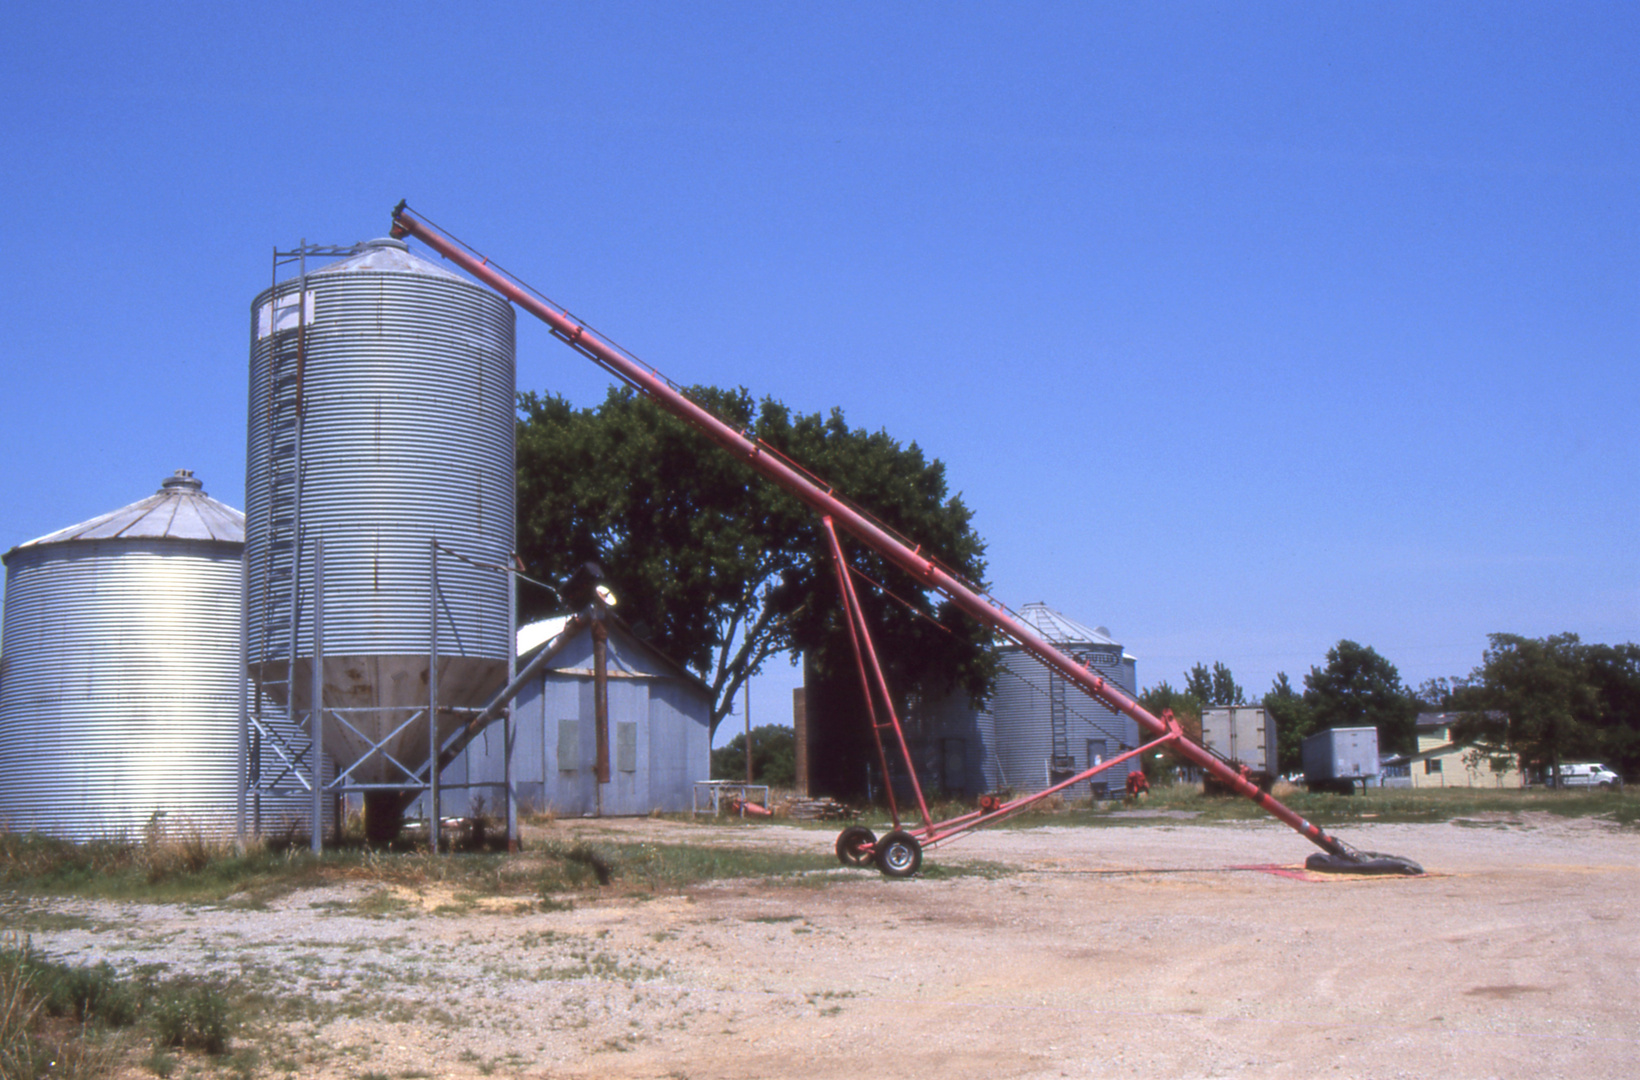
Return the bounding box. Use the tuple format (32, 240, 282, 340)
(389, 202, 1423, 879)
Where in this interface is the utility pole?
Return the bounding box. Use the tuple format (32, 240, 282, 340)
(745, 680, 753, 785)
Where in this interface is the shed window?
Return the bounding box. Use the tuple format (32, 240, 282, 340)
(616, 722, 638, 773)
(557, 719, 579, 772)
(1425, 759, 1442, 774)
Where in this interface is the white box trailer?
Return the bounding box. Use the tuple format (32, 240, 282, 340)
(1201, 706, 1278, 789)
(1302, 726, 1380, 793)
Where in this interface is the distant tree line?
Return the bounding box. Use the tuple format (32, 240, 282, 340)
(711, 724, 797, 787)
(1141, 635, 1640, 780)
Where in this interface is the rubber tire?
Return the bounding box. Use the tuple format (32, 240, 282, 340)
(874, 830, 923, 879)
(835, 826, 877, 867)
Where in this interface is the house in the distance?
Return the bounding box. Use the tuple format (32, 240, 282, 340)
(1408, 712, 1522, 788)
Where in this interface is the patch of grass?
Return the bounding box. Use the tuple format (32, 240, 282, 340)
(149, 979, 233, 1055)
(591, 842, 836, 890)
(0, 830, 338, 903)
(912, 859, 1012, 881)
(0, 909, 95, 934)
(141, 1047, 178, 1077)
(1034, 783, 1640, 828)
(1, 933, 242, 1077)
(0, 821, 968, 912)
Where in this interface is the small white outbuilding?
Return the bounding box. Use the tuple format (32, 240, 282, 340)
(436, 612, 712, 817)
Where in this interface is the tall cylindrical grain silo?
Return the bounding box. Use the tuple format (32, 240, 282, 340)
(245, 238, 516, 808)
(990, 602, 1140, 798)
(0, 471, 290, 839)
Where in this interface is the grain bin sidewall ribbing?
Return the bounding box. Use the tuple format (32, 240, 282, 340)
(0, 537, 255, 840)
(990, 641, 1140, 796)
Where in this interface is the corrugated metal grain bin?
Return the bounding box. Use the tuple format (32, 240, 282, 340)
(987, 603, 1139, 799)
(1302, 726, 1380, 793)
(245, 238, 516, 786)
(1201, 705, 1277, 776)
(0, 472, 307, 839)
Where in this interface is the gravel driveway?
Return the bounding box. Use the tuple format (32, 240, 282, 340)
(10, 813, 1639, 1079)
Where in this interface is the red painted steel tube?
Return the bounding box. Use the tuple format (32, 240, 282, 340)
(821, 516, 904, 827)
(389, 203, 1354, 861)
(921, 726, 1181, 845)
(821, 516, 934, 835)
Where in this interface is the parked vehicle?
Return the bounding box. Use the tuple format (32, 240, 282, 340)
(1201, 706, 1277, 793)
(1543, 763, 1623, 790)
(1302, 727, 1380, 794)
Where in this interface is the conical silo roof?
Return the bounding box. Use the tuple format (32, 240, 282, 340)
(306, 237, 464, 281)
(1014, 602, 1119, 647)
(5, 470, 244, 561)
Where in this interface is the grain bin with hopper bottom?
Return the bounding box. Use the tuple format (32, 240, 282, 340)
(244, 238, 516, 838)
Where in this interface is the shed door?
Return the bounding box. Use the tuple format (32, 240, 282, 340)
(1087, 739, 1109, 796)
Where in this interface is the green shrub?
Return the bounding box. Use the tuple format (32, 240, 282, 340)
(150, 981, 233, 1056)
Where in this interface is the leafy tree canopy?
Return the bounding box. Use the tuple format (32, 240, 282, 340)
(711, 724, 797, 787)
(1137, 680, 1203, 741)
(1264, 671, 1315, 774)
(1583, 642, 1640, 779)
(1185, 661, 1245, 707)
(1302, 640, 1418, 755)
(1456, 633, 1601, 776)
(516, 385, 992, 737)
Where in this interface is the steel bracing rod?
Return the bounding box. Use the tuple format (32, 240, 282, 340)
(324, 708, 433, 787)
(922, 724, 1180, 846)
(821, 518, 904, 826)
(245, 716, 313, 789)
(821, 516, 931, 833)
(389, 203, 1352, 860)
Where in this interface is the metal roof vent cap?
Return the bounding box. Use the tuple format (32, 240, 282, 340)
(160, 469, 204, 494)
(360, 237, 409, 252)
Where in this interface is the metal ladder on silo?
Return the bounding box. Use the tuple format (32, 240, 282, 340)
(1048, 668, 1075, 781)
(248, 244, 355, 812)
(247, 245, 312, 810)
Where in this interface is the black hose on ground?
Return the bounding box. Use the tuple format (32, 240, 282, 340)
(1305, 847, 1425, 876)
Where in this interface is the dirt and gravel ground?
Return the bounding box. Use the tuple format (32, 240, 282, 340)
(11, 812, 1640, 1079)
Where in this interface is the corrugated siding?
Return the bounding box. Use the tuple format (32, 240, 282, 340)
(245, 267, 515, 673)
(0, 540, 307, 839)
(442, 629, 710, 817)
(990, 644, 1139, 797)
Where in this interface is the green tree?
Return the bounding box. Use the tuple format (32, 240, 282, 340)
(1137, 681, 1201, 783)
(1185, 662, 1245, 707)
(1264, 671, 1314, 774)
(516, 386, 991, 737)
(711, 725, 798, 786)
(1302, 640, 1417, 755)
(1584, 642, 1640, 780)
(1138, 680, 1203, 741)
(1458, 633, 1599, 781)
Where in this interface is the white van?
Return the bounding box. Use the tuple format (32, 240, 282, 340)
(1547, 763, 1623, 789)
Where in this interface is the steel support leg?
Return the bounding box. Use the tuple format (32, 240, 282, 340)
(820, 516, 933, 833)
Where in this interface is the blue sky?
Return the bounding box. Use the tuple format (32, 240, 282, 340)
(2, 2, 1634, 743)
